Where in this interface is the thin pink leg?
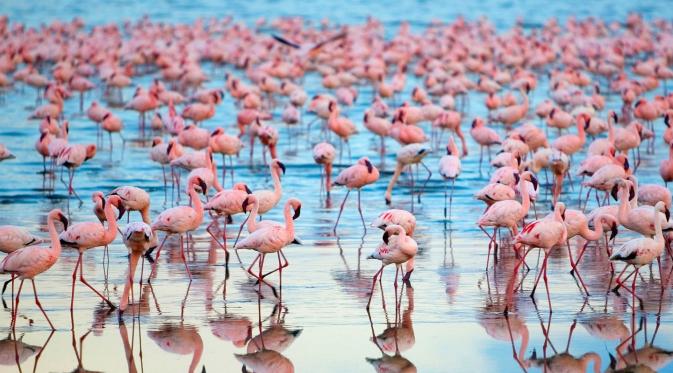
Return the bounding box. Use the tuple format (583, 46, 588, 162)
(179, 235, 192, 281)
(70, 253, 82, 311)
(11, 280, 24, 329)
(31, 279, 55, 330)
(149, 234, 170, 279)
(366, 266, 385, 310)
(79, 257, 115, 308)
(333, 189, 351, 232)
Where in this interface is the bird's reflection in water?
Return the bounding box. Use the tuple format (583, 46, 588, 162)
(366, 283, 416, 373)
(246, 303, 302, 354)
(332, 234, 372, 305)
(478, 271, 529, 371)
(235, 300, 296, 372)
(209, 306, 252, 348)
(0, 330, 53, 372)
(523, 300, 602, 373)
(610, 315, 673, 372)
(438, 223, 459, 304)
(147, 323, 203, 373)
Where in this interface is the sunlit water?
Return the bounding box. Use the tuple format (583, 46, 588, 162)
(1, 1, 673, 372)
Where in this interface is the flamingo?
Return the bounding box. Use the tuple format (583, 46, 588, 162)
(0, 209, 67, 330)
(234, 195, 300, 297)
(60, 194, 123, 309)
(512, 202, 568, 311)
(384, 143, 432, 207)
(366, 224, 418, 310)
(477, 171, 537, 268)
(312, 142, 336, 196)
(333, 157, 380, 233)
(119, 222, 154, 313)
(438, 136, 462, 219)
(151, 176, 207, 280)
(610, 201, 667, 309)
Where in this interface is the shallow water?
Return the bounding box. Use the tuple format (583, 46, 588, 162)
(2, 2, 673, 373)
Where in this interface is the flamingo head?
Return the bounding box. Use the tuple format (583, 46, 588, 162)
(289, 198, 302, 220)
(50, 209, 68, 230)
(107, 195, 126, 220)
(151, 137, 162, 147)
(234, 182, 252, 194)
(85, 144, 97, 160)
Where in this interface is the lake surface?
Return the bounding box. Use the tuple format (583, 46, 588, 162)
(1, 1, 673, 372)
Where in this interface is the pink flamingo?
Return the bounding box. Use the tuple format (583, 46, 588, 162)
(234, 196, 300, 298)
(512, 202, 568, 312)
(100, 112, 125, 151)
(439, 136, 462, 219)
(660, 142, 673, 186)
(210, 127, 243, 186)
(151, 176, 208, 280)
(384, 143, 432, 207)
(119, 222, 154, 313)
(1, 209, 68, 330)
(204, 182, 252, 263)
(236, 195, 301, 282)
(610, 202, 667, 309)
(313, 142, 336, 196)
(252, 160, 285, 216)
(60, 194, 123, 309)
(56, 143, 97, 204)
(366, 224, 418, 310)
(470, 117, 502, 170)
(333, 157, 380, 232)
(477, 171, 537, 268)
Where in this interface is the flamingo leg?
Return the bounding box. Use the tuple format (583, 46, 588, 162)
(530, 250, 547, 298)
(333, 189, 351, 233)
(149, 234, 170, 280)
(179, 235, 192, 281)
(31, 279, 55, 330)
(567, 241, 590, 296)
(79, 255, 115, 308)
(10, 279, 24, 329)
(366, 265, 385, 311)
(357, 188, 366, 232)
(70, 253, 81, 311)
(542, 253, 552, 313)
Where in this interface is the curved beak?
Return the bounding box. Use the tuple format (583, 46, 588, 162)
(116, 203, 126, 221)
(59, 214, 69, 230)
(610, 223, 618, 241)
(610, 184, 620, 201)
(241, 197, 250, 211)
(277, 161, 286, 175)
(245, 185, 252, 194)
(530, 174, 539, 190)
(382, 231, 390, 245)
(292, 204, 301, 220)
(364, 159, 373, 173)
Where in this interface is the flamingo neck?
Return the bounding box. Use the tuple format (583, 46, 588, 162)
(325, 163, 333, 193)
(518, 325, 530, 364)
(654, 207, 664, 245)
(580, 217, 603, 241)
(47, 214, 62, 258)
(247, 199, 259, 232)
(189, 187, 204, 224)
(119, 251, 141, 311)
(669, 145, 673, 160)
(607, 116, 615, 143)
(271, 168, 282, 199)
(618, 187, 631, 223)
(519, 177, 531, 218)
(140, 206, 151, 225)
(283, 201, 294, 237)
(189, 338, 204, 373)
(385, 162, 405, 201)
(103, 202, 119, 243)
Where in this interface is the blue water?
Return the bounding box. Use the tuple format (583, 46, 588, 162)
(0, 1, 673, 372)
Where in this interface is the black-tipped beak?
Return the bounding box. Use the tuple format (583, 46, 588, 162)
(624, 158, 630, 171)
(166, 143, 173, 155)
(117, 204, 126, 221)
(666, 207, 671, 222)
(530, 175, 539, 190)
(292, 205, 301, 220)
(277, 161, 286, 175)
(364, 159, 373, 173)
(245, 185, 252, 194)
(666, 115, 670, 128)
(198, 178, 208, 194)
(561, 210, 566, 221)
(241, 197, 250, 211)
(59, 214, 69, 230)
(610, 223, 618, 240)
(513, 173, 520, 184)
(628, 186, 635, 201)
(385, 197, 391, 205)
(144, 233, 151, 242)
(382, 231, 390, 245)
(611, 184, 619, 201)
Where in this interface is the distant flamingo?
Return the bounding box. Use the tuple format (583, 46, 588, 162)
(384, 143, 432, 207)
(439, 136, 462, 219)
(313, 142, 336, 196)
(333, 157, 380, 232)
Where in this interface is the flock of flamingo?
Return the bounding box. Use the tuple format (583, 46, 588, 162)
(0, 11, 673, 372)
